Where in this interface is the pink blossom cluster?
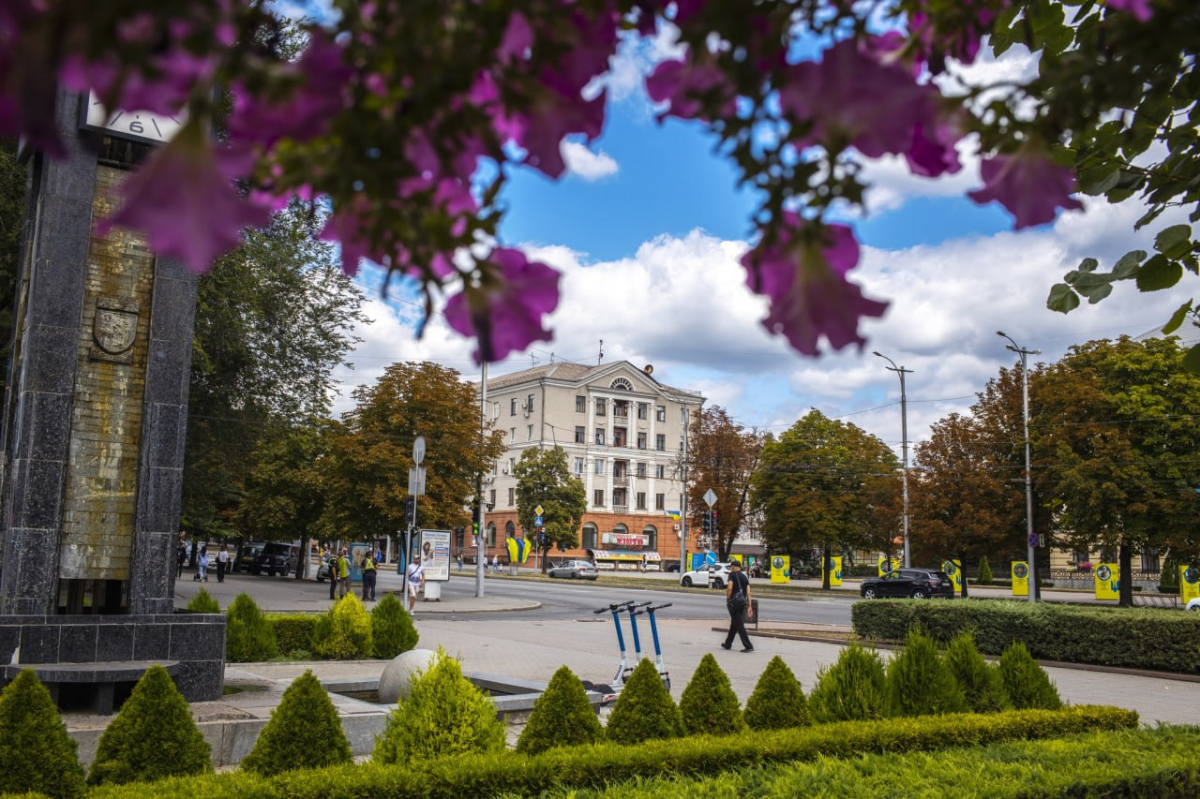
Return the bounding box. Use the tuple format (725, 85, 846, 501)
(0, 0, 1156, 364)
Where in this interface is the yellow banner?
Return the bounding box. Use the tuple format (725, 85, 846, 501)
(1094, 563, 1119, 601)
(1181, 565, 1200, 604)
(770, 555, 791, 584)
(942, 559, 963, 593)
(826, 556, 843, 587)
(1011, 561, 1029, 597)
(878, 557, 898, 577)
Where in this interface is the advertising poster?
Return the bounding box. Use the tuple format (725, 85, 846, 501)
(420, 530, 452, 582)
(878, 557, 898, 577)
(826, 556, 843, 587)
(1094, 563, 1119, 601)
(942, 560, 963, 594)
(1011, 561, 1029, 597)
(349, 541, 372, 586)
(1181, 565, 1200, 605)
(770, 555, 791, 584)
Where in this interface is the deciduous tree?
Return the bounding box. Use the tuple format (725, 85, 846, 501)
(686, 406, 764, 560)
(513, 445, 587, 572)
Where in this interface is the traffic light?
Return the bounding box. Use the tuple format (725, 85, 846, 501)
(702, 510, 712, 535)
(404, 497, 416, 527)
(711, 509, 719, 534)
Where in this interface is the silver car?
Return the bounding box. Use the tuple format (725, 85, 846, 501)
(548, 560, 599, 580)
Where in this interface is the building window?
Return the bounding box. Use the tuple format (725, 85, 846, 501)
(594, 489, 605, 507)
(509, 428, 516, 442)
(636, 462, 647, 478)
(582, 523, 598, 549)
(643, 525, 658, 551)
(1072, 549, 1089, 567)
(505, 521, 515, 537)
(637, 402, 648, 420)
(527, 393, 535, 413)
(655, 464, 666, 479)
(596, 429, 605, 446)
(613, 427, 626, 447)
(487, 522, 496, 547)
(655, 493, 665, 510)
(637, 432, 647, 449)
(575, 426, 585, 444)
(527, 424, 533, 439)
(576, 395, 586, 412)
(595, 459, 605, 475)
(636, 492, 646, 510)
(510, 398, 517, 415)
(574, 458, 584, 475)
(596, 398, 607, 416)
(508, 487, 515, 506)
(655, 434, 666, 451)
(508, 457, 515, 473)
(489, 489, 496, 507)
(1140, 548, 1160, 573)
(656, 404, 666, 422)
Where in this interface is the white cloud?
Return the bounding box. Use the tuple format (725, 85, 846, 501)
(561, 141, 620, 181)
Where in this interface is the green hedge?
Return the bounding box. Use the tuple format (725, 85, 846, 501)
(852, 599, 1200, 674)
(267, 615, 319, 655)
(86, 706, 1136, 798)
(560, 725, 1200, 798)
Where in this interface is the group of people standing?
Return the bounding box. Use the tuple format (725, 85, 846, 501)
(176, 536, 229, 583)
(325, 547, 382, 602)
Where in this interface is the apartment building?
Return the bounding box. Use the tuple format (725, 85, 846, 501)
(479, 360, 705, 570)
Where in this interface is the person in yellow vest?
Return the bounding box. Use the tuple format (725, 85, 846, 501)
(336, 547, 351, 599)
(361, 550, 377, 601)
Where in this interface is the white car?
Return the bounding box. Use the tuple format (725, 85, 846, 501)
(1187, 597, 1200, 612)
(680, 562, 732, 589)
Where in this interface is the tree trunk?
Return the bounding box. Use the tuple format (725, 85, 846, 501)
(821, 542, 831, 591)
(1118, 542, 1134, 607)
(296, 536, 309, 579)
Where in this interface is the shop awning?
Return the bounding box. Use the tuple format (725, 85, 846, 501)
(588, 549, 661, 562)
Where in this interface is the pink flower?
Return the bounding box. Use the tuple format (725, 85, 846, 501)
(1106, 0, 1153, 21)
(497, 11, 533, 63)
(968, 152, 1083, 228)
(742, 216, 888, 356)
(905, 115, 963, 178)
(780, 39, 936, 159)
(444, 248, 560, 363)
(645, 56, 737, 122)
(319, 199, 377, 278)
(908, 2, 1007, 73)
(502, 76, 606, 178)
(102, 121, 270, 272)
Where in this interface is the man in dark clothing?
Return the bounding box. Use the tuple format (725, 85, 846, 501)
(721, 560, 754, 652)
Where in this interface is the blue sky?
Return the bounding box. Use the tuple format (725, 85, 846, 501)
(334, 30, 1195, 458)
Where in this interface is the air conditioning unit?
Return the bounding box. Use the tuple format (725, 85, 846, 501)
(502, 466, 510, 475)
(673, 524, 681, 532)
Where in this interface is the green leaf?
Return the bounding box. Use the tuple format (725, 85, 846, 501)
(1154, 224, 1193, 259)
(1184, 344, 1200, 374)
(1047, 283, 1081, 314)
(1111, 250, 1146, 279)
(1077, 165, 1122, 196)
(1162, 301, 1194, 335)
(1072, 272, 1113, 301)
(1136, 254, 1183, 292)
(1076, 257, 1099, 273)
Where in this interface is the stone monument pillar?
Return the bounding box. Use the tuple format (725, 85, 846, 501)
(0, 88, 224, 708)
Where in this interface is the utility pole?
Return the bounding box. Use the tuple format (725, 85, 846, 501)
(477, 360, 488, 598)
(997, 331, 1041, 602)
(874, 352, 912, 568)
(679, 409, 689, 574)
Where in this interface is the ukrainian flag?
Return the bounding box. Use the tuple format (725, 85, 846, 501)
(666, 510, 681, 521)
(506, 536, 532, 564)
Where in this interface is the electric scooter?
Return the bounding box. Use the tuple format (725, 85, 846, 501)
(623, 601, 653, 664)
(632, 602, 672, 691)
(584, 601, 637, 701)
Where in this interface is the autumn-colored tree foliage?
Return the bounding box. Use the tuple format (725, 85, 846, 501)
(686, 406, 764, 560)
(514, 446, 587, 571)
(320, 362, 506, 542)
(752, 411, 897, 588)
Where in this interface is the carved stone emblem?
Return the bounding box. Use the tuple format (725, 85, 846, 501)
(91, 302, 139, 363)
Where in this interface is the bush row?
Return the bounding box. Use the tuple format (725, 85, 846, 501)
(851, 599, 1200, 673)
(554, 725, 1200, 798)
(85, 706, 1138, 799)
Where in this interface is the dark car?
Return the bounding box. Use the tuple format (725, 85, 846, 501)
(251, 542, 299, 577)
(233, 542, 264, 573)
(860, 568, 955, 600)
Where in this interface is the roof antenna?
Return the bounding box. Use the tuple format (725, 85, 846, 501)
(598, 339, 604, 365)
(531, 352, 538, 368)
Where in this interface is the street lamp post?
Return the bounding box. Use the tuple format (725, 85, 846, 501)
(997, 331, 1041, 603)
(874, 352, 912, 568)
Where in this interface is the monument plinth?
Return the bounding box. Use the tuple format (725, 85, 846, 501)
(0, 88, 224, 710)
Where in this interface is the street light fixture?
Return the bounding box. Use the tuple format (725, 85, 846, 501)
(874, 351, 912, 568)
(997, 331, 1041, 603)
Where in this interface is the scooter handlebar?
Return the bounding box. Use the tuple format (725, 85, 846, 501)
(594, 601, 636, 614)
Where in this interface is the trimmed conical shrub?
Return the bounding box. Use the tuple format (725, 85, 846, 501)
(678, 653, 744, 736)
(88, 665, 211, 786)
(944, 632, 1010, 713)
(605, 658, 683, 744)
(998, 642, 1062, 710)
(977, 557, 993, 585)
(226, 592, 279, 662)
(371, 593, 418, 659)
(373, 651, 504, 765)
(516, 665, 604, 755)
(313, 593, 373, 660)
(241, 670, 351, 776)
(0, 669, 86, 798)
(744, 655, 809, 731)
(886, 628, 968, 717)
(808, 644, 889, 724)
(186, 588, 220, 613)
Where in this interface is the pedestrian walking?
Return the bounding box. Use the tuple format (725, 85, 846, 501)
(216, 545, 229, 583)
(406, 555, 425, 612)
(196, 546, 209, 582)
(720, 560, 753, 653)
(456, 553, 464, 571)
(176, 536, 187, 579)
(327, 552, 338, 600)
(336, 547, 351, 599)
(361, 551, 377, 601)
(491, 553, 499, 574)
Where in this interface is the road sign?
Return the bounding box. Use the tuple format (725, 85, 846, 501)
(534, 516, 543, 527)
(702, 489, 717, 507)
(1028, 533, 1039, 548)
(413, 435, 426, 465)
(408, 466, 426, 496)
(535, 504, 544, 516)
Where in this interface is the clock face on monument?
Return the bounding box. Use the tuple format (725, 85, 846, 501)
(81, 91, 185, 145)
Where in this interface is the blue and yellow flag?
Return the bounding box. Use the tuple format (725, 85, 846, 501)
(506, 536, 532, 564)
(666, 510, 681, 521)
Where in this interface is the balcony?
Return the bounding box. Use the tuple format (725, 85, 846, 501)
(612, 505, 629, 515)
(612, 474, 629, 487)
